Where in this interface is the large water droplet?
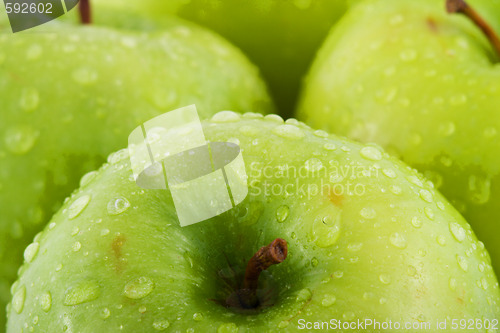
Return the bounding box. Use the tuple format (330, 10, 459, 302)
(12, 285, 26, 314)
(449, 222, 466, 242)
(124, 276, 154, 299)
(360, 146, 382, 161)
(80, 171, 98, 187)
(100, 307, 111, 319)
(68, 195, 91, 219)
(4, 125, 39, 154)
(457, 255, 468, 272)
(276, 205, 289, 223)
(211, 111, 241, 123)
(419, 189, 433, 203)
(40, 291, 52, 312)
(107, 148, 129, 165)
(153, 320, 170, 330)
(304, 158, 324, 172)
(272, 125, 305, 140)
(264, 114, 284, 123)
(107, 197, 130, 215)
(193, 312, 204, 321)
(20, 88, 40, 112)
(24, 242, 40, 263)
(296, 288, 312, 302)
(312, 214, 341, 248)
(321, 294, 336, 307)
(64, 280, 100, 305)
(411, 216, 422, 228)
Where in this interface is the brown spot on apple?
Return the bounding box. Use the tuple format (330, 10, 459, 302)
(426, 17, 438, 32)
(112, 233, 126, 272)
(327, 186, 343, 207)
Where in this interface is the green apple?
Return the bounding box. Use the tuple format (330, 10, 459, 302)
(64, 0, 352, 116)
(0, 14, 273, 330)
(7, 112, 499, 332)
(297, 0, 500, 274)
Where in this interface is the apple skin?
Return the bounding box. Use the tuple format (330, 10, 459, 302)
(7, 112, 499, 332)
(0, 16, 273, 330)
(64, 0, 351, 117)
(297, 0, 500, 275)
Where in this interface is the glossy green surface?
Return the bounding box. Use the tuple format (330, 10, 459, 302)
(7, 113, 499, 332)
(0, 16, 272, 330)
(65, 0, 351, 116)
(298, 0, 500, 275)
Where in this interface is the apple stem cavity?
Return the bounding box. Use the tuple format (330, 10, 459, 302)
(231, 238, 288, 309)
(79, 0, 92, 25)
(446, 0, 500, 57)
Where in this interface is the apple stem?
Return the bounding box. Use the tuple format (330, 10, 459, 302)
(79, 0, 92, 25)
(234, 238, 288, 309)
(446, 0, 500, 57)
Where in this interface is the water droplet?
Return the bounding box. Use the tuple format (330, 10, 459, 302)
(311, 257, 319, 267)
(390, 14, 404, 25)
(313, 129, 328, 138)
(107, 148, 129, 165)
(276, 205, 289, 223)
(438, 122, 456, 136)
(480, 277, 488, 290)
(68, 195, 91, 219)
(211, 111, 241, 123)
(382, 169, 396, 178)
(124, 276, 154, 299)
(218, 323, 238, 333)
(278, 321, 290, 329)
(321, 294, 336, 307)
(347, 242, 363, 252)
(437, 235, 446, 246)
(26, 44, 43, 60)
(323, 143, 337, 151)
(449, 222, 466, 242)
(312, 214, 341, 248)
(12, 285, 26, 314)
(55, 263, 63, 272)
(40, 291, 52, 312)
(400, 49, 417, 61)
(33, 315, 39, 325)
(72, 67, 98, 85)
(457, 255, 468, 271)
(411, 216, 422, 228)
(449, 278, 457, 291)
(389, 185, 402, 195)
(264, 114, 284, 123)
(272, 124, 305, 140)
(138, 305, 147, 313)
(304, 158, 323, 172)
(419, 189, 433, 203)
(424, 207, 434, 220)
(193, 312, 204, 321)
(4, 125, 39, 154)
(100, 229, 110, 236)
(468, 174, 491, 204)
(360, 146, 382, 161)
(389, 232, 407, 249)
(120, 36, 137, 48)
(379, 274, 391, 284)
(71, 227, 80, 237)
(20, 88, 40, 112)
(239, 125, 259, 137)
(64, 280, 100, 305)
(153, 320, 170, 330)
(100, 307, 111, 319)
(296, 288, 312, 302)
(80, 171, 97, 187)
(49, 222, 56, 230)
(360, 207, 376, 219)
(24, 242, 39, 263)
(333, 271, 344, 278)
(72, 241, 81, 252)
(107, 197, 130, 215)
